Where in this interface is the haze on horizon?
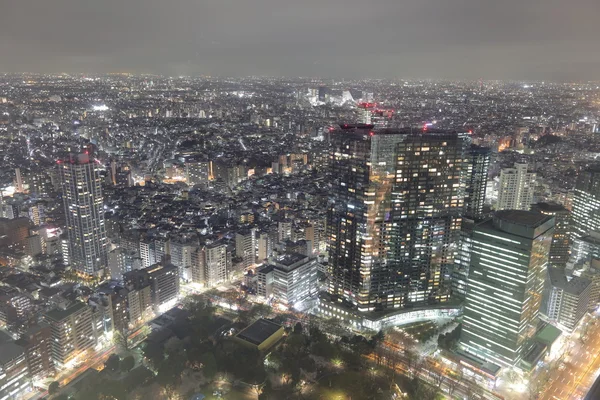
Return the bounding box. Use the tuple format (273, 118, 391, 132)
(1, 0, 600, 82)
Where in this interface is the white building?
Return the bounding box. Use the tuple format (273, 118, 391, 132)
(235, 228, 256, 269)
(108, 248, 140, 280)
(60, 153, 108, 276)
(205, 241, 229, 286)
(496, 162, 536, 211)
(257, 253, 318, 307)
(541, 266, 591, 332)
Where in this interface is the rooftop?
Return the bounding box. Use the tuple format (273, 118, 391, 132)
(44, 301, 87, 322)
(547, 266, 591, 296)
(494, 210, 551, 228)
(0, 342, 24, 365)
(235, 318, 283, 346)
(273, 252, 308, 271)
(533, 202, 569, 213)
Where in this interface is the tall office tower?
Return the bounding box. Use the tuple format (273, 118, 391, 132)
(496, 162, 536, 211)
(326, 125, 469, 312)
(572, 166, 600, 239)
(452, 219, 476, 299)
(540, 266, 591, 332)
(464, 145, 491, 219)
(571, 232, 600, 267)
(44, 301, 96, 367)
(452, 145, 491, 300)
(531, 202, 571, 267)
(235, 228, 256, 269)
(580, 258, 600, 310)
(60, 153, 108, 276)
(460, 211, 554, 368)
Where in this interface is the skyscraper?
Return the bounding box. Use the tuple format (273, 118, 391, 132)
(326, 125, 469, 312)
(60, 153, 108, 276)
(572, 166, 600, 239)
(460, 211, 553, 368)
(531, 202, 571, 267)
(464, 145, 491, 219)
(387, 131, 469, 307)
(496, 162, 536, 211)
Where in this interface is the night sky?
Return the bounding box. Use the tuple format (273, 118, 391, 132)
(2, 0, 600, 80)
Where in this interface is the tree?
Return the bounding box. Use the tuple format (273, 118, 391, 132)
(446, 369, 463, 398)
(185, 295, 215, 320)
(105, 354, 121, 372)
(293, 322, 303, 334)
(113, 328, 131, 352)
(369, 330, 385, 348)
(156, 355, 185, 400)
(431, 370, 445, 388)
(143, 341, 164, 369)
(164, 337, 184, 357)
(120, 355, 135, 373)
(48, 381, 60, 395)
(200, 352, 218, 380)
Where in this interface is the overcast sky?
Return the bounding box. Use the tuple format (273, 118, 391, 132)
(1, 0, 599, 81)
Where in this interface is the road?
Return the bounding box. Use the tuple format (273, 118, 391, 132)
(368, 343, 503, 400)
(539, 318, 600, 400)
(25, 326, 148, 400)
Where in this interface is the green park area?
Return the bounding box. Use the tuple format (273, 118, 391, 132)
(46, 294, 445, 400)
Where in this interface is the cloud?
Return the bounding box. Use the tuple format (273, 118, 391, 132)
(1, 0, 599, 80)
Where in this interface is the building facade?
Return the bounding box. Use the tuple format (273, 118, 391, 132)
(572, 166, 600, 239)
(541, 266, 591, 332)
(44, 301, 96, 367)
(532, 202, 571, 267)
(460, 211, 553, 368)
(496, 162, 536, 211)
(60, 153, 108, 276)
(326, 125, 470, 312)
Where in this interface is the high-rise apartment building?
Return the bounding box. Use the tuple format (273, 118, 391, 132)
(532, 202, 571, 267)
(326, 125, 470, 312)
(572, 166, 600, 239)
(496, 162, 536, 211)
(204, 241, 229, 286)
(44, 301, 96, 367)
(60, 153, 108, 276)
(235, 228, 256, 269)
(460, 211, 553, 368)
(277, 220, 292, 243)
(124, 264, 180, 313)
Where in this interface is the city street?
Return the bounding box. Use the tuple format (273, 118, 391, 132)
(539, 318, 600, 400)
